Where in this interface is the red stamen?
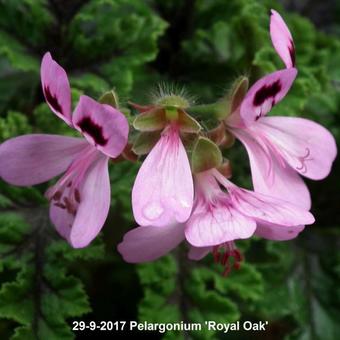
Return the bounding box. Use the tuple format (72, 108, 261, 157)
(223, 264, 231, 277)
(233, 262, 241, 270)
(54, 202, 66, 209)
(212, 246, 220, 263)
(212, 243, 244, 277)
(221, 251, 229, 265)
(232, 249, 243, 262)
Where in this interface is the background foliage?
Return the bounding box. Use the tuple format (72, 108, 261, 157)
(0, 0, 339, 339)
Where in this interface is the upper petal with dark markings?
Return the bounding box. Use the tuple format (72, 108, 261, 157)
(73, 95, 129, 158)
(270, 9, 296, 68)
(41, 52, 72, 125)
(240, 68, 297, 126)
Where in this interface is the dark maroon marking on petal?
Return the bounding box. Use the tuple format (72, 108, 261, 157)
(288, 40, 296, 67)
(44, 86, 63, 115)
(77, 116, 108, 146)
(54, 202, 66, 209)
(74, 189, 81, 203)
(52, 191, 62, 201)
(63, 197, 77, 215)
(253, 80, 282, 106)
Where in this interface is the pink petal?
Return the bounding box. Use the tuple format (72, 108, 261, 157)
(69, 155, 110, 248)
(270, 9, 295, 68)
(188, 246, 211, 261)
(73, 95, 129, 158)
(258, 117, 337, 180)
(41, 52, 72, 125)
(255, 222, 305, 241)
(228, 187, 314, 226)
(0, 134, 88, 186)
(233, 128, 311, 209)
(117, 223, 185, 263)
(213, 170, 314, 226)
(240, 68, 297, 125)
(185, 202, 256, 247)
(132, 126, 194, 227)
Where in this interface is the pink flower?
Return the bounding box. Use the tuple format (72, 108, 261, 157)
(132, 123, 194, 227)
(118, 169, 314, 274)
(225, 10, 337, 209)
(117, 222, 215, 266)
(0, 52, 129, 248)
(117, 223, 241, 276)
(118, 223, 187, 263)
(185, 169, 314, 246)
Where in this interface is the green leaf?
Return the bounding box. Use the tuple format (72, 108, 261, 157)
(0, 111, 32, 141)
(137, 248, 264, 338)
(0, 212, 105, 339)
(68, 0, 167, 96)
